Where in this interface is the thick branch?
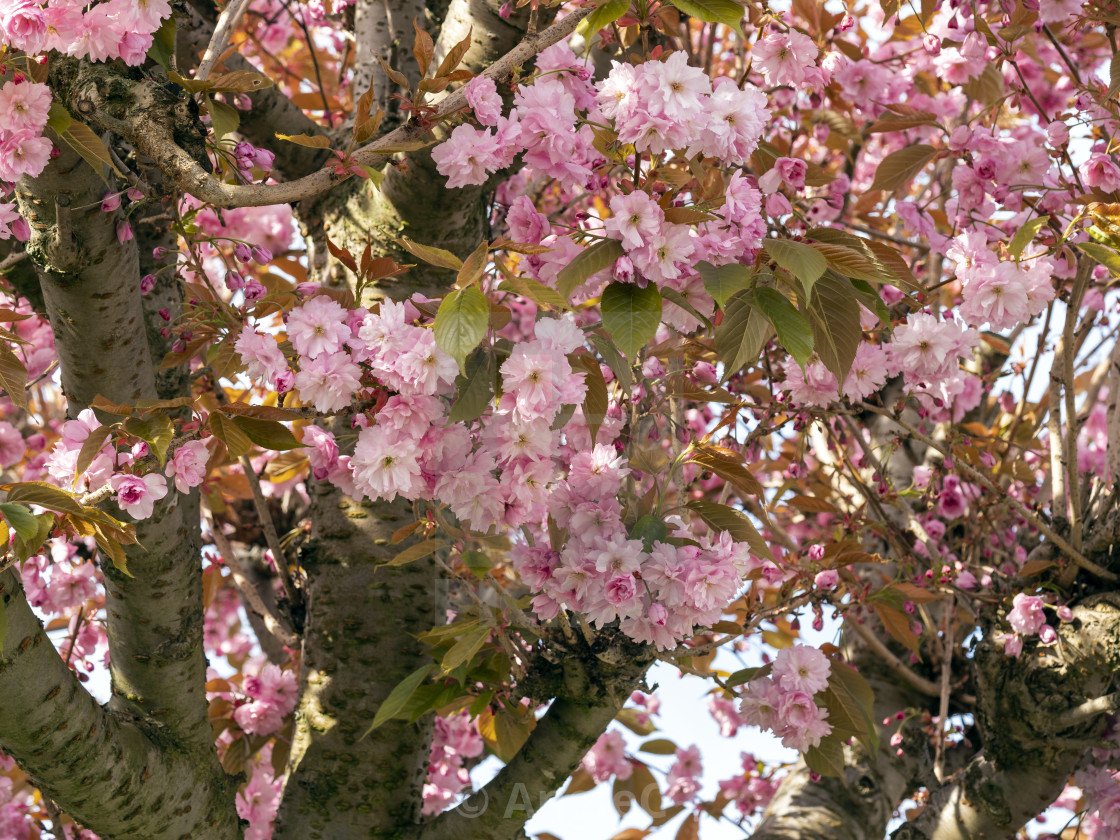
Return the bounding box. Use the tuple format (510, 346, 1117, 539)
(415, 697, 628, 840)
(16, 138, 220, 763)
(179, 2, 332, 181)
(0, 570, 239, 840)
(81, 7, 593, 209)
(272, 482, 439, 839)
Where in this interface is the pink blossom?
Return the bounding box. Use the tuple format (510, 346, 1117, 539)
(288, 296, 351, 359)
(465, 75, 502, 126)
(0, 131, 52, 182)
(294, 351, 362, 413)
(0, 1, 48, 55)
(165, 440, 210, 493)
(772, 645, 831, 695)
(0, 81, 50, 136)
(111, 472, 169, 520)
(1007, 593, 1046, 635)
(752, 30, 819, 87)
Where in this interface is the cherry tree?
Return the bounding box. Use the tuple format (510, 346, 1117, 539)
(0, 0, 1118, 838)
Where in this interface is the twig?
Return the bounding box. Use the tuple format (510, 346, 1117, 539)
(859, 402, 1119, 583)
(197, 0, 253, 81)
(78, 485, 114, 507)
(1064, 692, 1120, 727)
(206, 509, 298, 646)
(934, 601, 953, 781)
(0, 250, 28, 273)
(239, 455, 299, 605)
(99, 5, 596, 208)
(847, 618, 941, 697)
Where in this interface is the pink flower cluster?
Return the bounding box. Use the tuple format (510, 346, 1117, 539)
(582, 730, 631, 783)
(422, 711, 484, 815)
(738, 645, 833, 753)
(232, 663, 299, 736)
(236, 744, 282, 840)
(717, 752, 779, 818)
(0, 80, 52, 184)
(516, 481, 762, 648)
(42, 408, 187, 521)
(0, 0, 171, 65)
(665, 745, 702, 805)
(947, 232, 1056, 331)
(434, 45, 770, 191)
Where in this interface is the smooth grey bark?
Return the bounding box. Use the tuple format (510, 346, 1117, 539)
(180, 1, 332, 182)
(0, 569, 241, 840)
(273, 482, 438, 840)
(6, 103, 237, 838)
(416, 640, 653, 840)
(13, 145, 156, 411)
(353, 0, 427, 125)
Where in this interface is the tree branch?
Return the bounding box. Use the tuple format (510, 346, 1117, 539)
(0, 571, 239, 840)
(415, 642, 652, 840)
(15, 142, 221, 764)
(78, 6, 593, 209)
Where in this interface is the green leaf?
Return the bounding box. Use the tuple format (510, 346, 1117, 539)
(209, 412, 253, 459)
(434, 287, 489, 371)
(962, 63, 1005, 107)
(579, 0, 631, 35)
(600, 281, 662, 359)
(810, 242, 888, 283)
(639, 738, 679, 755)
(752, 287, 813, 367)
(275, 132, 332, 149)
(457, 240, 489, 288)
(124, 413, 175, 464)
(804, 733, 846, 778)
(231, 416, 305, 452)
(698, 262, 752, 309)
(685, 499, 774, 561)
(807, 272, 862, 387)
(589, 334, 633, 394)
(397, 236, 463, 270)
(573, 353, 608, 445)
(714, 289, 772, 384)
(58, 121, 124, 179)
(12, 512, 53, 564)
(448, 353, 494, 424)
(440, 624, 490, 674)
(629, 514, 668, 550)
(381, 539, 446, 567)
(208, 97, 241, 141)
(869, 144, 937, 193)
(461, 549, 492, 579)
(556, 239, 624, 300)
(73, 426, 114, 487)
(763, 239, 827, 298)
(0, 346, 28, 411)
(1008, 215, 1049, 259)
(147, 16, 177, 71)
(2, 481, 85, 515)
(46, 102, 72, 135)
(0, 502, 39, 543)
(498, 274, 567, 310)
(667, 0, 744, 31)
(363, 664, 433, 736)
(659, 287, 712, 330)
(726, 662, 771, 687)
(821, 660, 878, 753)
(1077, 241, 1120, 276)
